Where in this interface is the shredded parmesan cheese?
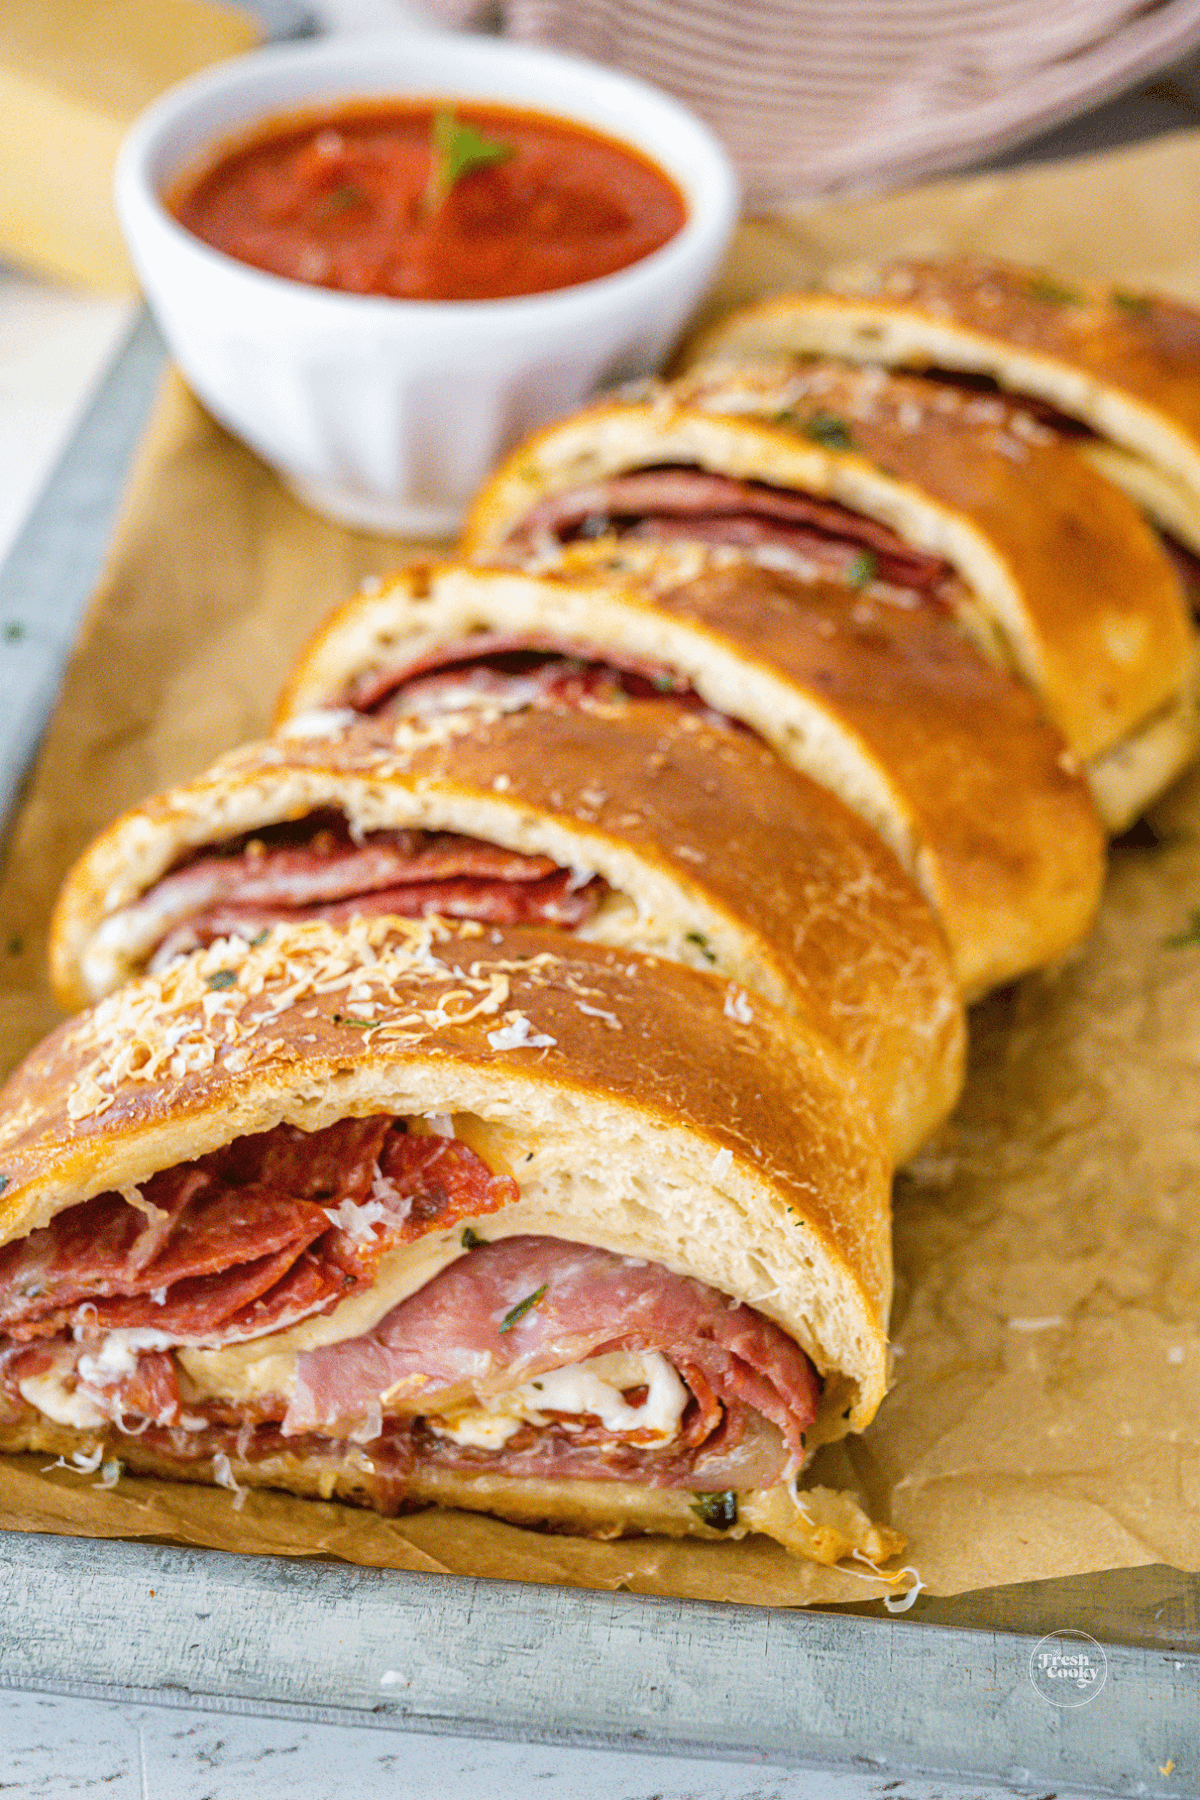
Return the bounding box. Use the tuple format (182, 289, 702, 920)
(723, 988, 753, 1025)
(487, 1012, 556, 1051)
(212, 1450, 248, 1509)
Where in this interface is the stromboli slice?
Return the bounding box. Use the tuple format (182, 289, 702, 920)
(0, 917, 898, 1565)
(460, 363, 1195, 783)
(276, 554, 1106, 997)
(689, 258, 1200, 558)
(49, 702, 965, 1164)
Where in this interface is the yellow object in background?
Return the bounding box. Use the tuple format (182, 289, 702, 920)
(0, 0, 259, 293)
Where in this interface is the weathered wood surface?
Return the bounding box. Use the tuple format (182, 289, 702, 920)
(0, 1531, 1197, 1795)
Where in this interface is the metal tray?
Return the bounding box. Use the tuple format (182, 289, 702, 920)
(1, 318, 1198, 1796)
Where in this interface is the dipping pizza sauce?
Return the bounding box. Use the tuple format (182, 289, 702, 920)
(170, 101, 688, 302)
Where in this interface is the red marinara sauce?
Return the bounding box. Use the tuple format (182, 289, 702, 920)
(170, 102, 688, 301)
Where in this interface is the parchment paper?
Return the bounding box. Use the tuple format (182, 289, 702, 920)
(4, 125, 1200, 1606)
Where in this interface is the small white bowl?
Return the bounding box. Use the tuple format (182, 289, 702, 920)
(115, 30, 738, 537)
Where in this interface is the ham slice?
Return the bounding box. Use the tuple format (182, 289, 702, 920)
(288, 1234, 820, 1480)
(506, 467, 951, 589)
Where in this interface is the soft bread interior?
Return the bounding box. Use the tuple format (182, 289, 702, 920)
(276, 559, 927, 884)
(1, 1411, 905, 1569)
(460, 386, 1198, 766)
(1085, 654, 1200, 833)
(55, 760, 792, 1018)
(0, 1052, 886, 1437)
(1078, 441, 1200, 557)
(277, 555, 1189, 840)
(461, 400, 1069, 747)
(687, 293, 1200, 544)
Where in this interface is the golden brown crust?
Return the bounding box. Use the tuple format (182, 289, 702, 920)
(276, 557, 1106, 998)
(49, 704, 964, 1163)
(460, 379, 1193, 766)
(0, 1417, 905, 1566)
(689, 259, 1200, 544)
(0, 916, 892, 1427)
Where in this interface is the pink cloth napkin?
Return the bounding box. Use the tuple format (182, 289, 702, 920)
(428, 0, 1200, 204)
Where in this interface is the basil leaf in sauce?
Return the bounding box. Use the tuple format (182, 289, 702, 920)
(425, 109, 514, 216)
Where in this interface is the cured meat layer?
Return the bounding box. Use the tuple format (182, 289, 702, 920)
(351, 634, 715, 722)
(99, 813, 605, 971)
(504, 466, 954, 590)
(0, 1116, 515, 1346)
(0, 1112, 821, 1498)
(289, 1233, 819, 1465)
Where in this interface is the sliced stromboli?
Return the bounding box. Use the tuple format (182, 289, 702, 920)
(688, 258, 1200, 563)
(0, 916, 899, 1567)
(275, 555, 1106, 998)
(49, 704, 965, 1164)
(458, 366, 1196, 817)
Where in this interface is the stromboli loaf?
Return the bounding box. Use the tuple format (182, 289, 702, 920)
(0, 916, 899, 1565)
(459, 361, 1197, 813)
(275, 554, 1106, 998)
(689, 259, 1200, 561)
(49, 701, 965, 1162)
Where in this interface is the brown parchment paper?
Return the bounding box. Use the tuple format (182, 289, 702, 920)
(4, 126, 1200, 1607)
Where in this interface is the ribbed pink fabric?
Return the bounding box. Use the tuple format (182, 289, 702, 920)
(427, 0, 1200, 204)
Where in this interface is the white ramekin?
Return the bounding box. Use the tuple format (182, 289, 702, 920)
(115, 30, 738, 537)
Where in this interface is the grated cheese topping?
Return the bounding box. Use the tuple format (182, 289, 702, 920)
(55, 917, 580, 1125)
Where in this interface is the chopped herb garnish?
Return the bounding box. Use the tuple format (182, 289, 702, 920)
(651, 670, 677, 691)
(801, 411, 853, 451)
(685, 930, 717, 965)
(1163, 909, 1200, 949)
(498, 1283, 548, 1333)
(461, 1226, 485, 1249)
(206, 969, 237, 990)
(6, 935, 21, 956)
(1113, 289, 1151, 316)
(332, 1014, 378, 1027)
(0, 1174, 9, 1196)
(845, 550, 876, 589)
(249, 928, 271, 947)
(424, 108, 513, 217)
(319, 182, 364, 216)
(1028, 275, 1083, 305)
(4, 622, 25, 642)
(690, 1490, 738, 1531)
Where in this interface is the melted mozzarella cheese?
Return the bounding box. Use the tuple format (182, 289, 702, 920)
(76, 1329, 174, 1389)
(430, 1351, 689, 1449)
(18, 1370, 107, 1430)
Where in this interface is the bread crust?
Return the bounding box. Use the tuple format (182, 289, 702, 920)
(688, 259, 1200, 554)
(49, 704, 965, 1163)
(0, 1415, 904, 1566)
(0, 917, 891, 1430)
(459, 378, 1194, 766)
(276, 557, 1106, 997)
